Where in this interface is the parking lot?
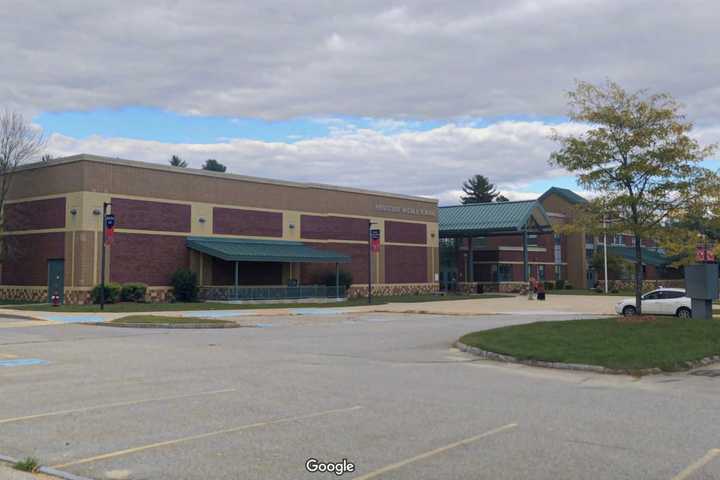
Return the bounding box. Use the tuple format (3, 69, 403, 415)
(2, 312, 720, 480)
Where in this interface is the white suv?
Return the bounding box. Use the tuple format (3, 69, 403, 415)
(615, 288, 692, 318)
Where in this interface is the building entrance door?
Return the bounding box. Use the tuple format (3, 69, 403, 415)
(47, 259, 64, 303)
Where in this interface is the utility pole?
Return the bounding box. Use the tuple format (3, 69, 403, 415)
(99, 202, 110, 310)
(368, 221, 378, 305)
(603, 214, 608, 294)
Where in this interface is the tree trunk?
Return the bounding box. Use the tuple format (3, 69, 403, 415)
(635, 235, 643, 315)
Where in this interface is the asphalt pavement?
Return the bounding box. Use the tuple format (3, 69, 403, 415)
(1, 312, 719, 480)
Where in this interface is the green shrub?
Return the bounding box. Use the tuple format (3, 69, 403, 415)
(91, 282, 121, 304)
(555, 279, 566, 290)
(121, 283, 147, 302)
(543, 281, 554, 290)
(171, 268, 198, 302)
(564, 283, 573, 290)
(322, 270, 353, 290)
(14, 457, 39, 472)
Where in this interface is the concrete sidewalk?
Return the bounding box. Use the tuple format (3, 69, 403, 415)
(0, 294, 624, 325)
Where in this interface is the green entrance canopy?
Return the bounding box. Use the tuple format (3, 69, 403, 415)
(607, 246, 674, 267)
(186, 236, 350, 263)
(439, 200, 552, 237)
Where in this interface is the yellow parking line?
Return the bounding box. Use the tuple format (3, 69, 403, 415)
(671, 449, 720, 480)
(354, 422, 518, 480)
(0, 388, 237, 425)
(53, 405, 363, 468)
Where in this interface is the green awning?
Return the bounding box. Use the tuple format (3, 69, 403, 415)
(186, 237, 350, 263)
(439, 200, 552, 237)
(607, 246, 675, 267)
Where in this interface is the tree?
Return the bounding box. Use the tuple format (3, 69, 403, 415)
(202, 158, 226, 172)
(460, 175, 504, 204)
(169, 154, 187, 168)
(550, 80, 717, 314)
(0, 110, 46, 262)
(590, 249, 632, 282)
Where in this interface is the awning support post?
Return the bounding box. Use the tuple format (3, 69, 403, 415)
(522, 229, 529, 282)
(234, 261, 239, 300)
(335, 262, 340, 299)
(468, 236, 474, 283)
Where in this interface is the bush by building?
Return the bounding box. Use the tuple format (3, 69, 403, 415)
(171, 268, 198, 302)
(120, 283, 147, 302)
(322, 270, 353, 290)
(91, 282, 122, 304)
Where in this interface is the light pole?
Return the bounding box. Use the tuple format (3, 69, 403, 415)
(368, 221, 378, 305)
(99, 202, 111, 310)
(603, 214, 608, 294)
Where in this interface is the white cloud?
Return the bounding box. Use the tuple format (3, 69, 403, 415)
(2, 0, 719, 124)
(46, 120, 585, 204)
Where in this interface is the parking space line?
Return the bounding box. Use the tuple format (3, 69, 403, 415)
(354, 422, 518, 480)
(0, 388, 237, 425)
(671, 449, 720, 480)
(52, 405, 363, 468)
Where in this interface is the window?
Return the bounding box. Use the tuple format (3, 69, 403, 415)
(614, 234, 623, 245)
(643, 291, 661, 300)
(554, 234, 562, 263)
(538, 265, 545, 281)
(527, 234, 538, 247)
(554, 265, 563, 281)
(629, 236, 636, 246)
(497, 264, 512, 282)
(661, 290, 685, 299)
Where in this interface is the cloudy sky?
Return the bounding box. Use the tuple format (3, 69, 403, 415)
(4, 0, 719, 204)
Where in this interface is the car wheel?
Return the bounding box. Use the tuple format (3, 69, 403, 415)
(622, 305, 637, 316)
(676, 307, 691, 319)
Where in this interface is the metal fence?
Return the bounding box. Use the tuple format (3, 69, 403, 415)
(202, 285, 347, 301)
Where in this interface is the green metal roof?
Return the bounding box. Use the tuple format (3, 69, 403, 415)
(607, 246, 674, 267)
(538, 187, 587, 205)
(186, 237, 350, 263)
(439, 200, 551, 237)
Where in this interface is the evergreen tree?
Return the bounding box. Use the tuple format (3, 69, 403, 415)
(460, 175, 503, 204)
(202, 158, 226, 172)
(169, 154, 187, 167)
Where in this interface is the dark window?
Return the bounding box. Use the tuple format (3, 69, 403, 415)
(661, 291, 685, 299)
(497, 264, 512, 282)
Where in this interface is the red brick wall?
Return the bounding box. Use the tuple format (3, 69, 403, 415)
(2, 233, 65, 285)
(301, 215, 368, 241)
(111, 198, 191, 232)
(301, 242, 369, 284)
(385, 245, 428, 283)
(5, 198, 66, 231)
(110, 233, 189, 285)
(211, 259, 283, 285)
(384, 221, 426, 244)
(213, 208, 282, 237)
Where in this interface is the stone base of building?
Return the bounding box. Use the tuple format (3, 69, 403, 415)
(347, 283, 439, 298)
(0, 285, 173, 305)
(455, 282, 528, 294)
(598, 279, 685, 292)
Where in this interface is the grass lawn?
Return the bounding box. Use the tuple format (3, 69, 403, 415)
(13, 293, 507, 313)
(110, 315, 235, 325)
(548, 289, 634, 296)
(459, 317, 720, 371)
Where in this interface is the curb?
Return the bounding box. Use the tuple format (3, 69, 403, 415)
(455, 341, 720, 375)
(0, 454, 95, 480)
(93, 322, 242, 329)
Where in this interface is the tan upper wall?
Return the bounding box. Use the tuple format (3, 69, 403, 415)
(8, 154, 437, 222)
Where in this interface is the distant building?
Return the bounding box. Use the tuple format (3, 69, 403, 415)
(439, 187, 680, 292)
